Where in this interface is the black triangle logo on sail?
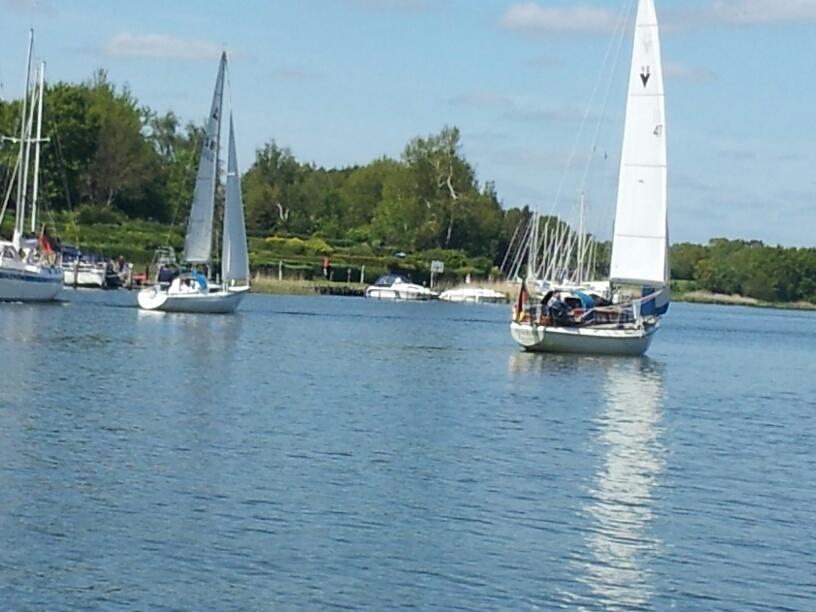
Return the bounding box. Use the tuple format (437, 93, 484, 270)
(640, 66, 651, 87)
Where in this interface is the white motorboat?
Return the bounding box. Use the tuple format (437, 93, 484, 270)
(0, 32, 63, 302)
(438, 287, 507, 304)
(138, 53, 250, 314)
(511, 0, 670, 356)
(365, 274, 436, 300)
(61, 247, 107, 288)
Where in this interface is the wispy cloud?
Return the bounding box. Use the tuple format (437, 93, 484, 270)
(449, 90, 595, 124)
(101, 33, 225, 61)
(335, 0, 431, 10)
(718, 148, 758, 162)
(527, 55, 562, 69)
(270, 65, 323, 81)
(1, 0, 55, 14)
(500, 1, 816, 37)
(498, 3, 620, 36)
(663, 62, 718, 83)
(449, 92, 515, 111)
(706, 0, 816, 25)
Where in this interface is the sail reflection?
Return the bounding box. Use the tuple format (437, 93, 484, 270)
(582, 358, 665, 609)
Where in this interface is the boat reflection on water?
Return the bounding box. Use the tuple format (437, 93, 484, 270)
(581, 358, 665, 608)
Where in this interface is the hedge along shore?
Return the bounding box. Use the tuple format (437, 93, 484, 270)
(248, 277, 816, 312)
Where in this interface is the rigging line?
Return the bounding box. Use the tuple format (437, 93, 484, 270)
(540, 0, 635, 222)
(164, 129, 203, 249)
(578, 0, 635, 196)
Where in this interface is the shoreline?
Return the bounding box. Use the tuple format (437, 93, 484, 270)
(674, 291, 816, 311)
(248, 278, 816, 312)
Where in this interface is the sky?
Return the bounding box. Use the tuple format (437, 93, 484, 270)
(0, 0, 814, 246)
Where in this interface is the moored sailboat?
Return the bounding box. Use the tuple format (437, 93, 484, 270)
(138, 53, 250, 314)
(511, 0, 669, 356)
(0, 31, 63, 302)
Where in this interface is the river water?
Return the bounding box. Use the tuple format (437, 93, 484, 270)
(0, 291, 814, 610)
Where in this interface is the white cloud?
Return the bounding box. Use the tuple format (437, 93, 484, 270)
(500, 1, 816, 37)
(102, 33, 224, 61)
(499, 3, 620, 35)
(707, 0, 816, 24)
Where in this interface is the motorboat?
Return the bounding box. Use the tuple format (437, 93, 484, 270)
(365, 274, 436, 300)
(61, 246, 107, 289)
(438, 287, 507, 303)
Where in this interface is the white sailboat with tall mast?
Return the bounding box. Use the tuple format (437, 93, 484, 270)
(138, 52, 250, 314)
(511, 0, 669, 356)
(0, 30, 63, 302)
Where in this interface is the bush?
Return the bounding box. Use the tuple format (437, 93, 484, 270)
(304, 237, 333, 255)
(76, 205, 127, 226)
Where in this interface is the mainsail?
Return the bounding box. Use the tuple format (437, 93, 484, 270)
(222, 114, 250, 284)
(184, 52, 226, 264)
(609, 0, 668, 286)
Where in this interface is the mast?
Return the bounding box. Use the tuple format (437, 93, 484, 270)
(31, 62, 46, 233)
(14, 29, 34, 247)
(577, 192, 586, 284)
(527, 211, 539, 281)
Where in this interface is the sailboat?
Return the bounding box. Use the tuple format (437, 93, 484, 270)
(138, 53, 250, 314)
(0, 31, 64, 302)
(511, 0, 669, 356)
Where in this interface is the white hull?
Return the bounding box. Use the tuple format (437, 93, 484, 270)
(365, 287, 436, 301)
(510, 321, 657, 356)
(138, 285, 248, 314)
(63, 268, 107, 288)
(439, 288, 506, 304)
(0, 265, 63, 302)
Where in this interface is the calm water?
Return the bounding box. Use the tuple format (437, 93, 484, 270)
(0, 291, 814, 610)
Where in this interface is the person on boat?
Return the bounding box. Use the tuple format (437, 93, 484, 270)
(193, 271, 208, 291)
(547, 293, 570, 325)
(157, 265, 178, 285)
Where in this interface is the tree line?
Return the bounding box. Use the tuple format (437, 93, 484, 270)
(1, 74, 814, 302)
(0, 75, 520, 263)
(671, 240, 816, 303)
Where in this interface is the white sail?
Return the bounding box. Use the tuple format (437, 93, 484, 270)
(609, 0, 668, 287)
(222, 114, 250, 285)
(184, 52, 226, 264)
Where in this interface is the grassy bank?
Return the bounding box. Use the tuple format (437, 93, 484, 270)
(251, 276, 367, 295)
(674, 290, 816, 311)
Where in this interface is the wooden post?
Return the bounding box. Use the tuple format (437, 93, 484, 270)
(360, 265, 365, 284)
(278, 260, 283, 281)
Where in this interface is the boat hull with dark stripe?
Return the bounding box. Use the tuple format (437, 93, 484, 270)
(0, 267, 63, 302)
(510, 321, 658, 356)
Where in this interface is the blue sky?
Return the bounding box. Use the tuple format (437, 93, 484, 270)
(1, 0, 814, 246)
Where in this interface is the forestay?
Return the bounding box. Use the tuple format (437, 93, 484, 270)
(222, 114, 250, 285)
(609, 0, 668, 287)
(184, 53, 226, 264)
